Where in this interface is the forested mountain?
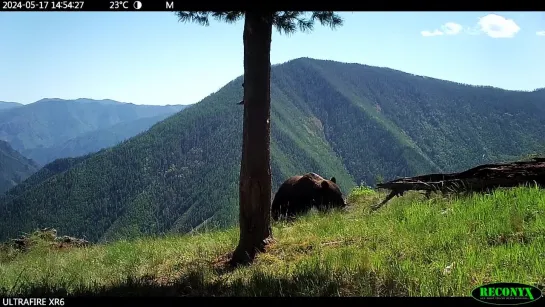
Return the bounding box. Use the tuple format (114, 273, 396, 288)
(0, 101, 22, 111)
(36, 113, 185, 164)
(1, 57, 544, 242)
(0, 140, 39, 194)
(0, 98, 189, 165)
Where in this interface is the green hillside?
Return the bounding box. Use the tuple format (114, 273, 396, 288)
(1, 57, 545, 243)
(36, 112, 190, 164)
(1, 186, 544, 296)
(0, 140, 40, 195)
(1, 155, 90, 201)
(0, 98, 188, 165)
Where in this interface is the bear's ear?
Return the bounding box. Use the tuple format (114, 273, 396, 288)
(330, 177, 337, 183)
(321, 181, 329, 189)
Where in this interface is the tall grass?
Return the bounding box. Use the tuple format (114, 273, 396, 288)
(1, 186, 544, 296)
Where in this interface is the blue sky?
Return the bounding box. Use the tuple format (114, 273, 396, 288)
(1, 11, 544, 106)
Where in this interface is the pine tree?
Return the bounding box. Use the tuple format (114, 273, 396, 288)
(176, 11, 344, 265)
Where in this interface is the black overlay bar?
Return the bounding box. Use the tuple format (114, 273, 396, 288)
(0, 0, 179, 11)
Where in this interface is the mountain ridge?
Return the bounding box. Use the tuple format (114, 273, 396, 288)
(0, 99, 190, 165)
(0, 101, 22, 111)
(1, 57, 544, 242)
(35, 112, 189, 164)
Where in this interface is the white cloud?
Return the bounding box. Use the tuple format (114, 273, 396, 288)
(441, 22, 463, 35)
(537, 31, 545, 36)
(477, 14, 520, 38)
(421, 29, 444, 37)
(421, 15, 526, 38)
(421, 22, 463, 37)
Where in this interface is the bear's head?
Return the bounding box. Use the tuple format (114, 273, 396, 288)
(315, 177, 346, 209)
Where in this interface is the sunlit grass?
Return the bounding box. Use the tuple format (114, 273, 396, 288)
(1, 185, 544, 296)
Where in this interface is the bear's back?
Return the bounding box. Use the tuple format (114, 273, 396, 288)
(304, 172, 325, 182)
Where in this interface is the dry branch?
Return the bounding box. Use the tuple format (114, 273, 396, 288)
(372, 158, 545, 210)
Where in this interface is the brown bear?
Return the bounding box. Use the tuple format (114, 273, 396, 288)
(271, 172, 347, 221)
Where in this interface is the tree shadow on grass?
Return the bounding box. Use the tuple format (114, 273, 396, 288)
(3, 265, 409, 297)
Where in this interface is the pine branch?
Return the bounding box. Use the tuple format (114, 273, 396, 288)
(310, 11, 344, 29)
(175, 11, 213, 26)
(272, 11, 344, 35)
(175, 11, 244, 26)
(176, 11, 343, 34)
(211, 11, 245, 24)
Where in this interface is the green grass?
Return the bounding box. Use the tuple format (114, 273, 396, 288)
(1, 185, 545, 297)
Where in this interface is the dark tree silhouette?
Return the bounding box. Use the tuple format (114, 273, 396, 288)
(175, 11, 344, 265)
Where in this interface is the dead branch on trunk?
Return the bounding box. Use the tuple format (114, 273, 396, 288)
(372, 158, 545, 211)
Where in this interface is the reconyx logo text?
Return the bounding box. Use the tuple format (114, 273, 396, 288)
(471, 283, 543, 305)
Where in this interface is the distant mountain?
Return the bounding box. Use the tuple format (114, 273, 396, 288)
(0, 140, 39, 195)
(0, 98, 189, 165)
(0, 101, 22, 111)
(1, 57, 544, 242)
(532, 88, 545, 103)
(37, 113, 184, 164)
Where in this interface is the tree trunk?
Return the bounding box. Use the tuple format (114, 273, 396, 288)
(230, 11, 274, 266)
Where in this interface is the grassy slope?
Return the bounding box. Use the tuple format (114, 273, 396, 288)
(1, 185, 544, 297)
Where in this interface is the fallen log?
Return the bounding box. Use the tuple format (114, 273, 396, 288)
(372, 158, 545, 210)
